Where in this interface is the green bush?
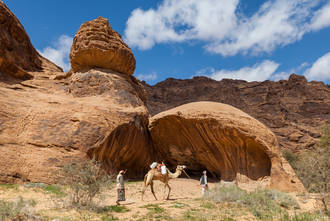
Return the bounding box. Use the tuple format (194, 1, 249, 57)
(56, 158, 113, 208)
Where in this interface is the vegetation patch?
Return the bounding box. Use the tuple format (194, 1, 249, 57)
(0, 183, 17, 190)
(101, 214, 119, 221)
(43, 184, 66, 197)
(200, 201, 216, 209)
(99, 205, 130, 213)
(0, 197, 37, 220)
(207, 185, 300, 220)
(284, 124, 330, 212)
(56, 158, 113, 208)
(141, 204, 165, 213)
(170, 202, 187, 208)
(280, 211, 329, 221)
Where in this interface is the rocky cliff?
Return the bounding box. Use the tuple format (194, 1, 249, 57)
(143, 75, 330, 151)
(0, 1, 61, 80)
(0, 1, 305, 192)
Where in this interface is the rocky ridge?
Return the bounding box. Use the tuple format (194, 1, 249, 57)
(143, 75, 330, 151)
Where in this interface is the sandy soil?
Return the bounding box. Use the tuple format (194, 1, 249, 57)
(0, 178, 323, 220)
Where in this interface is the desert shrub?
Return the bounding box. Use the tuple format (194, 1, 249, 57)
(280, 211, 329, 221)
(207, 185, 299, 220)
(290, 124, 330, 211)
(56, 158, 113, 207)
(207, 184, 247, 203)
(243, 189, 299, 220)
(283, 149, 299, 167)
(0, 197, 37, 220)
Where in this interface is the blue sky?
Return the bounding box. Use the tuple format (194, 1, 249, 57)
(4, 0, 330, 85)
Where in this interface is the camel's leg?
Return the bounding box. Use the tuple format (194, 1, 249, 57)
(150, 181, 158, 200)
(166, 183, 171, 200)
(163, 183, 167, 201)
(141, 182, 148, 201)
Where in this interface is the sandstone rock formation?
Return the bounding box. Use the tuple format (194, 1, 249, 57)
(0, 68, 151, 183)
(70, 17, 135, 75)
(148, 102, 304, 192)
(143, 74, 330, 152)
(0, 1, 62, 80)
(0, 2, 148, 183)
(0, 1, 305, 192)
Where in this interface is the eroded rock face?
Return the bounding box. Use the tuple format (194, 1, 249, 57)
(143, 74, 330, 152)
(0, 4, 306, 192)
(0, 68, 149, 183)
(149, 102, 305, 192)
(70, 17, 135, 75)
(0, 1, 62, 79)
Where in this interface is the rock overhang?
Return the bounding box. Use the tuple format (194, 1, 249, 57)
(89, 101, 304, 191)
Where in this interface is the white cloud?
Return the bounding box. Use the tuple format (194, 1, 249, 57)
(125, 0, 238, 50)
(200, 60, 279, 82)
(136, 72, 158, 82)
(125, 0, 329, 56)
(39, 35, 72, 71)
(208, 0, 315, 56)
(304, 52, 330, 81)
(310, 1, 330, 31)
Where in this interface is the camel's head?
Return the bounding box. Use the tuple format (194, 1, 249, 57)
(176, 165, 187, 171)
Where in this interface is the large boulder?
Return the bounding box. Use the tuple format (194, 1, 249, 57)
(149, 102, 305, 192)
(0, 1, 61, 80)
(70, 17, 135, 75)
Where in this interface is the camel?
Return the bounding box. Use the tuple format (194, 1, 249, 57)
(141, 165, 187, 201)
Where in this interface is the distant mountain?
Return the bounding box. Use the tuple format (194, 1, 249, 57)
(143, 74, 330, 151)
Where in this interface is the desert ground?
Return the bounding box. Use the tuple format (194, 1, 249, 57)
(0, 178, 327, 221)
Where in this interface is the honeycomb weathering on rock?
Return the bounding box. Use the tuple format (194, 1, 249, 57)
(0, 1, 62, 79)
(148, 102, 305, 192)
(70, 17, 136, 75)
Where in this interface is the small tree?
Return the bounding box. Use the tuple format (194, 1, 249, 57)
(294, 124, 330, 212)
(57, 158, 113, 207)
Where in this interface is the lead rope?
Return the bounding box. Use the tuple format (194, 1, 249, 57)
(182, 169, 191, 179)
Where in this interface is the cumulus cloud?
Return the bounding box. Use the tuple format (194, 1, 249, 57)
(39, 35, 73, 71)
(125, 0, 329, 56)
(310, 1, 330, 31)
(136, 72, 158, 82)
(304, 52, 330, 81)
(208, 0, 315, 56)
(125, 0, 238, 50)
(200, 60, 279, 82)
